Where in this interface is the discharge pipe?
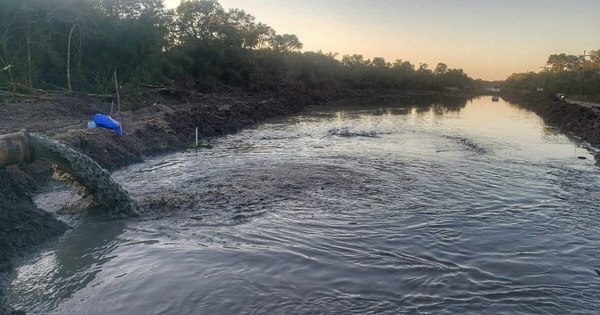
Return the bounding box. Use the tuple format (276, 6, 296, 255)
(0, 130, 34, 167)
(0, 130, 138, 218)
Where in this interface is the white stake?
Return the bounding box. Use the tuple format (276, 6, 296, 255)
(195, 127, 199, 148)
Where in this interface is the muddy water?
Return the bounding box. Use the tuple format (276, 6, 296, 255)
(10, 96, 600, 313)
(30, 133, 139, 218)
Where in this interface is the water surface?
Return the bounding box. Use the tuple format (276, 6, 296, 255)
(11, 96, 600, 313)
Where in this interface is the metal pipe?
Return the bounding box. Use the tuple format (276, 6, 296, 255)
(0, 130, 34, 166)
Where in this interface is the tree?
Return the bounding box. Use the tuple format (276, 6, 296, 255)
(392, 59, 414, 73)
(175, 0, 225, 43)
(269, 34, 302, 52)
(0, 0, 475, 96)
(342, 54, 368, 67)
(370, 57, 388, 68)
(547, 53, 580, 72)
(434, 62, 448, 75)
(248, 23, 275, 49)
(506, 50, 600, 101)
(97, 0, 165, 19)
(588, 50, 600, 70)
(417, 63, 431, 73)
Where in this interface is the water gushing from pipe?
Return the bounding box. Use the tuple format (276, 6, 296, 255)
(30, 133, 138, 218)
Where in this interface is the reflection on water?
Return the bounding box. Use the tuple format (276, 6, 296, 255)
(325, 95, 468, 118)
(9, 221, 125, 311)
(10, 96, 600, 314)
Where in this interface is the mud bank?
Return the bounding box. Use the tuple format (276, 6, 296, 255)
(501, 91, 600, 162)
(0, 168, 67, 315)
(0, 91, 313, 171)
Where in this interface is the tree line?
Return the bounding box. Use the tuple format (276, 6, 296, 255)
(0, 0, 474, 97)
(504, 50, 600, 102)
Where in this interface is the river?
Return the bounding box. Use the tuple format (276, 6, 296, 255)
(9, 96, 600, 313)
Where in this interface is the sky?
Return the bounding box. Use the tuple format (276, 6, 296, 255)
(164, 0, 600, 80)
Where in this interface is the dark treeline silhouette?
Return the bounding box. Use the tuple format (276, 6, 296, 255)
(504, 50, 600, 102)
(0, 0, 474, 96)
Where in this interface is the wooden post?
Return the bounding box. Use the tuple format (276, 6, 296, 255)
(26, 27, 32, 88)
(67, 23, 76, 92)
(113, 69, 121, 113)
(113, 69, 124, 134)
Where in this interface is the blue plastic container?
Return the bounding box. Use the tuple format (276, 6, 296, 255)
(93, 114, 123, 135)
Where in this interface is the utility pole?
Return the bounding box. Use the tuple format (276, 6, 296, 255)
(539, 64, 548, 91)
(581, 47, 590, 98)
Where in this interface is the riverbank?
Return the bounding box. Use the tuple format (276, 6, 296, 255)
(1, 88, 475, 171)
(0, 168, 67, 315)
(500, 90, 600, 163)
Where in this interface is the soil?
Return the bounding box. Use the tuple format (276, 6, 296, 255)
(0, 168, 67, 315)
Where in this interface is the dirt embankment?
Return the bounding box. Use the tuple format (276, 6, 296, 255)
(501, 90, 600, 162)
(0, 90, 318, 171)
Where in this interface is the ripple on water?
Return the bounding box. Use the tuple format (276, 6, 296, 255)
(11, 96, 600, 313)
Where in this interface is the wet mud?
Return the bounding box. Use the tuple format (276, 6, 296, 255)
(0, 168, 66, 315)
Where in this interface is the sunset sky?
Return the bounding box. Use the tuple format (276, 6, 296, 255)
(164, 0, 600, 80)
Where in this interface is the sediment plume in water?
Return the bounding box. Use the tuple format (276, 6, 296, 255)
(30, 133, 139, 218)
